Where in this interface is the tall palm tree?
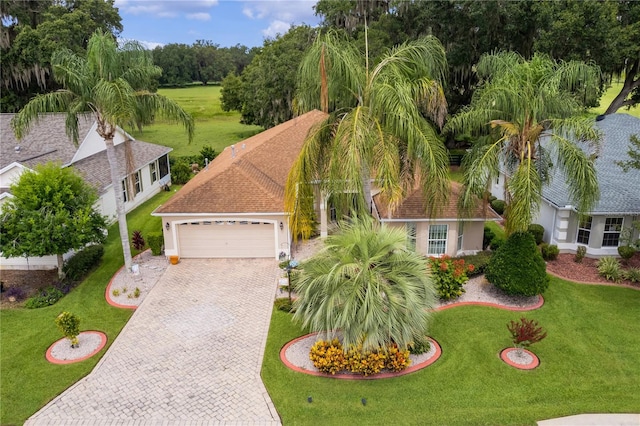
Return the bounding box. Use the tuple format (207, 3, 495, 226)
(445, 52, 601, 235)
(285, 31, 450, 239)
(12, 30, 194, 272)
(293, 216, 436, 351)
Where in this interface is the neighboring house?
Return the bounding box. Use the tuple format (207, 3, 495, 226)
(154, 109, 498, 260)
(491, 113, 640, 257)
(0, 113, 172, 269)
(374, 182, 501, 257)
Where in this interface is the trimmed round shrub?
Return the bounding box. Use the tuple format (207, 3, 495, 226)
(527, 224, 545, 245)
(490, 199, 506, 215)
(618, 245, 636, 260)
(540, 243, 560, 261)
(486, 232, 549, 296)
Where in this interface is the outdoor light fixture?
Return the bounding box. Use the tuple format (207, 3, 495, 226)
(279, 221, 284, 230)
(165, 222, 170, 230)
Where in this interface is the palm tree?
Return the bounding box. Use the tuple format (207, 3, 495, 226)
(445, 52, 601, 235)
(292, 216, 436, 352)
(12, 30, 194, 272)
(285, 31, 450, 239)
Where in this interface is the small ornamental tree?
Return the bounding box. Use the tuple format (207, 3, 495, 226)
(131, 230, 146, 252)
(55, 312, 81, 348)
(0, 163, 107, 278)
(507, 317, 547, 351)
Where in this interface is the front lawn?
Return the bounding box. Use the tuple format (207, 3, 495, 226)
(0, 188, 179, 425)
(262, 276, 640, 425)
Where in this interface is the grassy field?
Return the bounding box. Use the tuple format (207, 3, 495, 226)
(262, 277, 640, 425)
(592, 81, 640, 118)
(0, 188, 180, 425)
(128, 86, 262, 157)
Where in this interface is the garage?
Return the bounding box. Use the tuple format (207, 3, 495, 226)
(177, 221, 276, 258)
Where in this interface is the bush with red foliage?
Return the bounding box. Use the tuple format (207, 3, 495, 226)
(507, 317, 547, 349)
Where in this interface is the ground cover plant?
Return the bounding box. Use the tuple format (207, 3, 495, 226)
(128, 86, 262, 157)
(0, 188, 179, 425)
(262, 275, 640, 424)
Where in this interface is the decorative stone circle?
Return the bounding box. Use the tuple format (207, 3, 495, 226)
(280, 332, 442, 380)
(500, 347, 539, 370)
(46, 331, 107, 365)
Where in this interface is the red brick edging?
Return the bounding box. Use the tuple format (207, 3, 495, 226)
(500, 347, 539, 370)
(280, 333, 442, 380)
(436, 294, 544, 312)
(46, 331, 107, 365)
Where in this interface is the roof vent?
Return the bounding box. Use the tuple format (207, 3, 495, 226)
(231, 144, 235, 158)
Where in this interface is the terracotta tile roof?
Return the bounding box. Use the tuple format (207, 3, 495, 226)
(374, 181, 501, 220)
(1, 113, 93, 169)
(155, 110, 328, 214)
(72, 140, 171, 195)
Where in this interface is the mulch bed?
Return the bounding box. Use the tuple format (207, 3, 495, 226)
(546, 252, 640, 288)
(0, 269, 59, 308)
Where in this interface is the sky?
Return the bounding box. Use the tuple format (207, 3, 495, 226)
(115, 0, 322, 49)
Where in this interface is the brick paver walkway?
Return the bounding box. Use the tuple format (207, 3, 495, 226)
(26, 259, 281, 425)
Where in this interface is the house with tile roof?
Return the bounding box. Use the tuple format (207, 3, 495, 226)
(374, 182, 501, 257)
(489, 113, 640, 257)
(1, 113, 172, 269)
(153, 109, 499, 260)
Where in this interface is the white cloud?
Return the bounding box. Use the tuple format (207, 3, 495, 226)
(261, 20, 291, 38)
(187, 12, 211, 21)
(116, 0, 219, 18)
(242, 0, 316, 23)
(118, 37, 165, 50)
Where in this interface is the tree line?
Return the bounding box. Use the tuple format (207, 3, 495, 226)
(222, 0, 639, 129)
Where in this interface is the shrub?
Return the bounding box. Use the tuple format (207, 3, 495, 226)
(4, 286, 27, 301)
(131, 230, 146, 251)
(527, 224, 545, 245)
(309, 339, 346, 375)
(147, 233, 163, 255)
(483, 225, 495, 250)
(25, 286, 64, 308)
(408, 335, 431, 355)
(63, 244, 104, 282)
(385, 345, 412, 372)
(55, 311, 81, 347)
(486, 232, 549, 296)
(574, 246, 587, 263)
(346, 346, 387, 376)
(490, 237, 505, 252)
(200, 145, 218, 164)
(490, 199, 505, 215)
(457, 251, 492, 276)
(309, 340, 412, 376)
(618, 245, 636, 260)
(428, 256, 474, 300)
(624, 268, 640, 283)
(170, 160, 192, 184)
(507, 317, 547, 349)
(274, 298, 294, 312)
(596, 257, 622, 282)
(540, 243, 559, 261)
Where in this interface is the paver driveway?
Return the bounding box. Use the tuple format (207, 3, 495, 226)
(26, 259, 281, 425)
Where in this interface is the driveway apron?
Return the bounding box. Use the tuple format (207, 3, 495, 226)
(26, 259, 281, 425)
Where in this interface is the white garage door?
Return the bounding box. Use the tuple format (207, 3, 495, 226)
(178, 221, 275, 258)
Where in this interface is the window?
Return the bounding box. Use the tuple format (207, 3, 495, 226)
(122, 178, 129, 202)
(150, 161, 157, 183)
(134, 171, 143, 195)
(602, 217, 623, 247)
(457, 222, 464, 252)
(158, 154, 169, 179)
(577, 216, 592, 245)
(406, 223, 416, 251)
(428, 224, 448, 256)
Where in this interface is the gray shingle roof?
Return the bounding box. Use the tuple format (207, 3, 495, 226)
(542, 113, 640, 214)
(1, 113, 93, 169)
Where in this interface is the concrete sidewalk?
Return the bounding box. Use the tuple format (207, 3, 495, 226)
(538, 414, 640, 425)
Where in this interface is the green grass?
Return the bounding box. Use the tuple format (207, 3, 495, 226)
(128, 86, 263, 157)
(485, 220, 506, 241)
(0, 187, 180, 425)
(262, 277, 640, 425)
(591, 81, 640, 118)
